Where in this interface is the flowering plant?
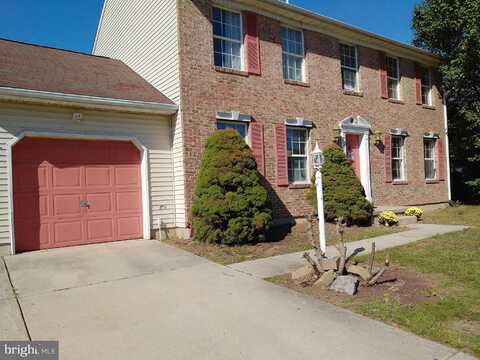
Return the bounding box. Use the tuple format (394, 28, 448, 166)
(405, 207, 423, 219)
(378, 211, 399, 226)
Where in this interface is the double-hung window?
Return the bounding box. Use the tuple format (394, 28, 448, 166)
(386, 56, 400, 100)
(340, 44, 358, 91)
(421, 67, 432, 106)
(281, 27, 305, 82)
(424, 138, 437, 180)
(212, 7, 243, 70)
(286, 127, 308, 183)
(217, 121, 248, 143)
(392, 135, 406, 181)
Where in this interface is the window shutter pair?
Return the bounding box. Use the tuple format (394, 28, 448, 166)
(415, 63, 422, 105)
(248, 122, 265, 176)
(379, 52, 388, 99)
(242, 11, 261, 75)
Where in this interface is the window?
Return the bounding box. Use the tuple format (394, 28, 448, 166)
(424, 138, 437, 180)
(386, 56, 400, 100)
(340, 44, 358, 91)
(281, 27, 304, 82)
(212, 7, 243, 70)
(217, 121, 248, 142)
(391, 136, 406, 181)
(420, 67, 432, 106)
(286, 127, 308, 183)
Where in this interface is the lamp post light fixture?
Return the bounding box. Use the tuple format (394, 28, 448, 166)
(311, 142, 327, 255)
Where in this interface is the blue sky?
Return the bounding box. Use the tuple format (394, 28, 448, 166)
(0, 0, 421, 54)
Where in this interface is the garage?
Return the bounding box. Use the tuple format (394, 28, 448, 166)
(0, 38, 182, 254)
(13, 137, 143, 252)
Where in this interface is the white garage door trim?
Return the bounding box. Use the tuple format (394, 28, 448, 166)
(7, 130, 152, 254)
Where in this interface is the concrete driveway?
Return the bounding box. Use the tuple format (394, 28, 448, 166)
(0, 240, 475, 360)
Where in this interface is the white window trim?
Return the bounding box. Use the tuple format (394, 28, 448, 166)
(386, 56, 401, 100)
(6, 131, 151, 255)
(424, 137, 437, 180)
(212, 6, 244, 71)
(422, 68, 433, 106)
(392, 135, 407, 182)
(286, 126, 310, 184)
(340, 43, 359, 91)
(217, 120, 249, 144)
(281, 26, 306, 82)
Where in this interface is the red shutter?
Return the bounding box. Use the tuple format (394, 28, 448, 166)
(379, 52, 388, 99)
(249, 122, 265, 176)
(415, 63, 422, 105)
(273, 124, 289, 186)
(437, 137, 445, 181)
(243, 11, 261, 75)
(384, 133, 393, 183)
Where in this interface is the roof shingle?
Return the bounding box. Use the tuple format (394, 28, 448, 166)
(0, 38, 174, 105)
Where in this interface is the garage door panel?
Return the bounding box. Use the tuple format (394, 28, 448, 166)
(86, 193, 113, 213)
(116, 192, 142, 212)
(52, 167, 81, 188)
(53, 220, 83, 244)
(87, 219, 114, 242)
(117, 216, 142, 238)
(53, 194, 82, 217)
(14, 137, 143, 252)
(114, 166, 141, 186)
(85, 167, 111, 187)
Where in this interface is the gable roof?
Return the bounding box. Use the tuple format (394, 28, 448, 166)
(0, 38, 175, 106)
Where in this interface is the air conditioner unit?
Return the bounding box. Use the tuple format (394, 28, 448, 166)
(285, 118, 313, 128)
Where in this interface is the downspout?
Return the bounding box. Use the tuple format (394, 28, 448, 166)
(443, 94, 452, 201)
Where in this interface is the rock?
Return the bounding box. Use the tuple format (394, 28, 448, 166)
(313, 270, 336, 289)
(330, 275, 360, 296)
(347, 265, 372, 281)
(320, 257, 340, 271)
(291, 265, 314, 282)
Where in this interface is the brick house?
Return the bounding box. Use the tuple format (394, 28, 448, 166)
(94, 0, 451, 229)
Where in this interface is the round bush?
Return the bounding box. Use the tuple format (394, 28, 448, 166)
(192, 129, 272, 245)
(309, 146, 373, 224)
(378, 211, 399, 226)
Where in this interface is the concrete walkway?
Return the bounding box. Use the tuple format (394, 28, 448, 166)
(1, 239, 476, 360)
(229, 223, 468, 278)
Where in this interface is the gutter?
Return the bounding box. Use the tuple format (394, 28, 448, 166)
(0, 87, 178, 115)
(443, 94, 453, 201)
(244, 0, 442, 65)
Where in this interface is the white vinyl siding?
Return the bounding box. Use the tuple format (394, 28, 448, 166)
(0, 104, 176, 245)
(93, 0, 186, 228)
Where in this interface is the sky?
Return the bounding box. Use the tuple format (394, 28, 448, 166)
(0, 0, 421, 54)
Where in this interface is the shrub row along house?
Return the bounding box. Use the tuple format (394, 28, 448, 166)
(0, 0, 450, 253)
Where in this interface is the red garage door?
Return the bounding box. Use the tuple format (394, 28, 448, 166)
(13, 138, 143, 252)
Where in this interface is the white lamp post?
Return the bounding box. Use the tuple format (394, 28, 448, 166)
(311, 142, 326, 255)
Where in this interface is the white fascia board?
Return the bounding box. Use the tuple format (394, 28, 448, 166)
(0, 87, 178, 115)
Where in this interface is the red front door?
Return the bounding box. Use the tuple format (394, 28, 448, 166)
(13, 138, 143, 252)
(346, 134, 361, 178)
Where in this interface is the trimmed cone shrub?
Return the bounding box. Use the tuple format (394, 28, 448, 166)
(309, 146, 373, 224)
(192, 129, 272, 245)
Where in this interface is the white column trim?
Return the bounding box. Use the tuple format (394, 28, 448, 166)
(7, 130, 151, 254)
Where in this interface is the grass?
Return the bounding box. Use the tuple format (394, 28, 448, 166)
(269, 205, 480, 357)
(165, 222, 405, 266)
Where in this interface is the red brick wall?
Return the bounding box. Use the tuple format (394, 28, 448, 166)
(177, 0, 449, 224)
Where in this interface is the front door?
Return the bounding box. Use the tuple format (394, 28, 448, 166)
(346, 134, 361, 178)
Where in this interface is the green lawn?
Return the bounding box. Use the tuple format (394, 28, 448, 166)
(270, 205, 480, 357)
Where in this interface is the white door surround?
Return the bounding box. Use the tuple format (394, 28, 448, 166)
(339, 116, 372, 202)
